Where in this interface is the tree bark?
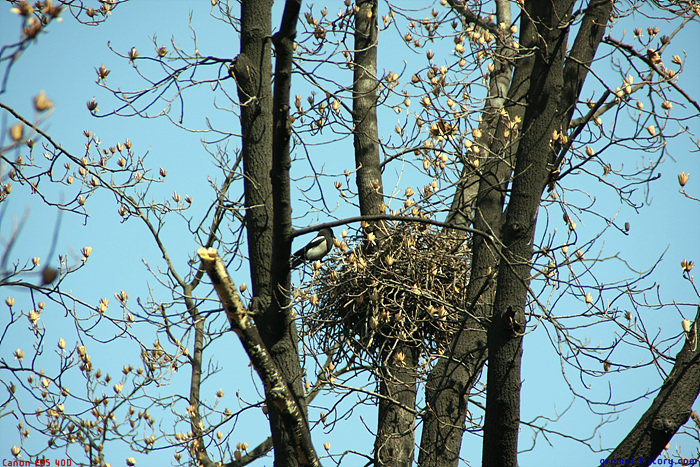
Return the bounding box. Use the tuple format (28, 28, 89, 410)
(352, 1, 417, 464)
(375, 344, 419, 467)
(353, 0, 385, 219)
(606, 307, 700, 463)
(419, 1, 528, 464)
(234, 1, 310, 465)
(482, 0, 612, 464)
(234, 0, 274, 300)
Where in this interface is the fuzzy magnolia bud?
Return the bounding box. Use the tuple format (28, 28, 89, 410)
(81, 246, 93, 258)
(9, 123, 23, 141)
(681, 259, 694, 272)
(97, 64, 110, 80)
(86, 98, 98, 112)
(34, 91, 53, 112)
(682, 319, 692, 334)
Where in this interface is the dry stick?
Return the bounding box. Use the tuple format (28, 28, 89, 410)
(197, 247, 320, 467)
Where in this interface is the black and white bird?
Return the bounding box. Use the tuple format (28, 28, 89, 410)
(291, 227, 334, 268)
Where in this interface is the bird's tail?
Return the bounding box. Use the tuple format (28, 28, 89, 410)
(290, 255, 303, 269)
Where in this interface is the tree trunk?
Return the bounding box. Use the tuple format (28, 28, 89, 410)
(234, 1, 310, 465)
(353, 0, 384, 219)
(352, 1, 417, 464)
(419, 1, 528, 464)
(606, 306, 700, 463)
(235, 0, 274, 299)
(482, 0, 613, 464)
(375, 344, 419, 467)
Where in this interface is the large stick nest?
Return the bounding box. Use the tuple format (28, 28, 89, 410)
(296, 222, 471, 365)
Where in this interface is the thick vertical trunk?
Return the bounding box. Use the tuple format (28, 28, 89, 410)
(235, 0, 274, 299)
(375, 344, 419, 467)
(482, 0, 595, 464)
(425, 0, 615, 464)
(353, 0, 384, 219)
(419, 1, 531, 464)
(234, 1, 311, 465)
(352, 1, 416, 464)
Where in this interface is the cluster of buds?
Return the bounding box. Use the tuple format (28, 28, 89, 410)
(233, 441, 250, 461)
(128, 47, 139, 62)
(385, 71, 400, 86)
(115, 289, 129, 304)
(303, 11, 318, 26)
(550, 129, 568, 147)
(503, 113, 521, 138)
(27, 309, 40, 327)
(77, 345, 92, 372)
(12, 0, 61, 37)
(81, 246, 92, 262)
(681, 259, 694, 273)
(96, 64, 110, 81)
(0, 182, 12, 202)
(86, 97, 98, 113)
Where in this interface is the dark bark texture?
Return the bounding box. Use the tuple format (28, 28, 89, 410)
(606, 306, 700, 463)
(353, 0, 385, 219)
(375, 344, 419, 467)
(353, 1, 417, 465)
(482, 0, 613, 465)
(235, 0, 274, 300)
(234, 1, 311, 465)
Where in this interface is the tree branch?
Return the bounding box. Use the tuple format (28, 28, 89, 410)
(607, 305, 700, 461)
(197, 247, 319, 467)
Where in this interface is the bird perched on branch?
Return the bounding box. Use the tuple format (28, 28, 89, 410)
(291, 227, 334, 268)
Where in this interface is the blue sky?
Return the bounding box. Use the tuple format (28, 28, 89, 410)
(1, 1, 699, 466)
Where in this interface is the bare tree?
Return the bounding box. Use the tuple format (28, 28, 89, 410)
(2, 0, 699, 466)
